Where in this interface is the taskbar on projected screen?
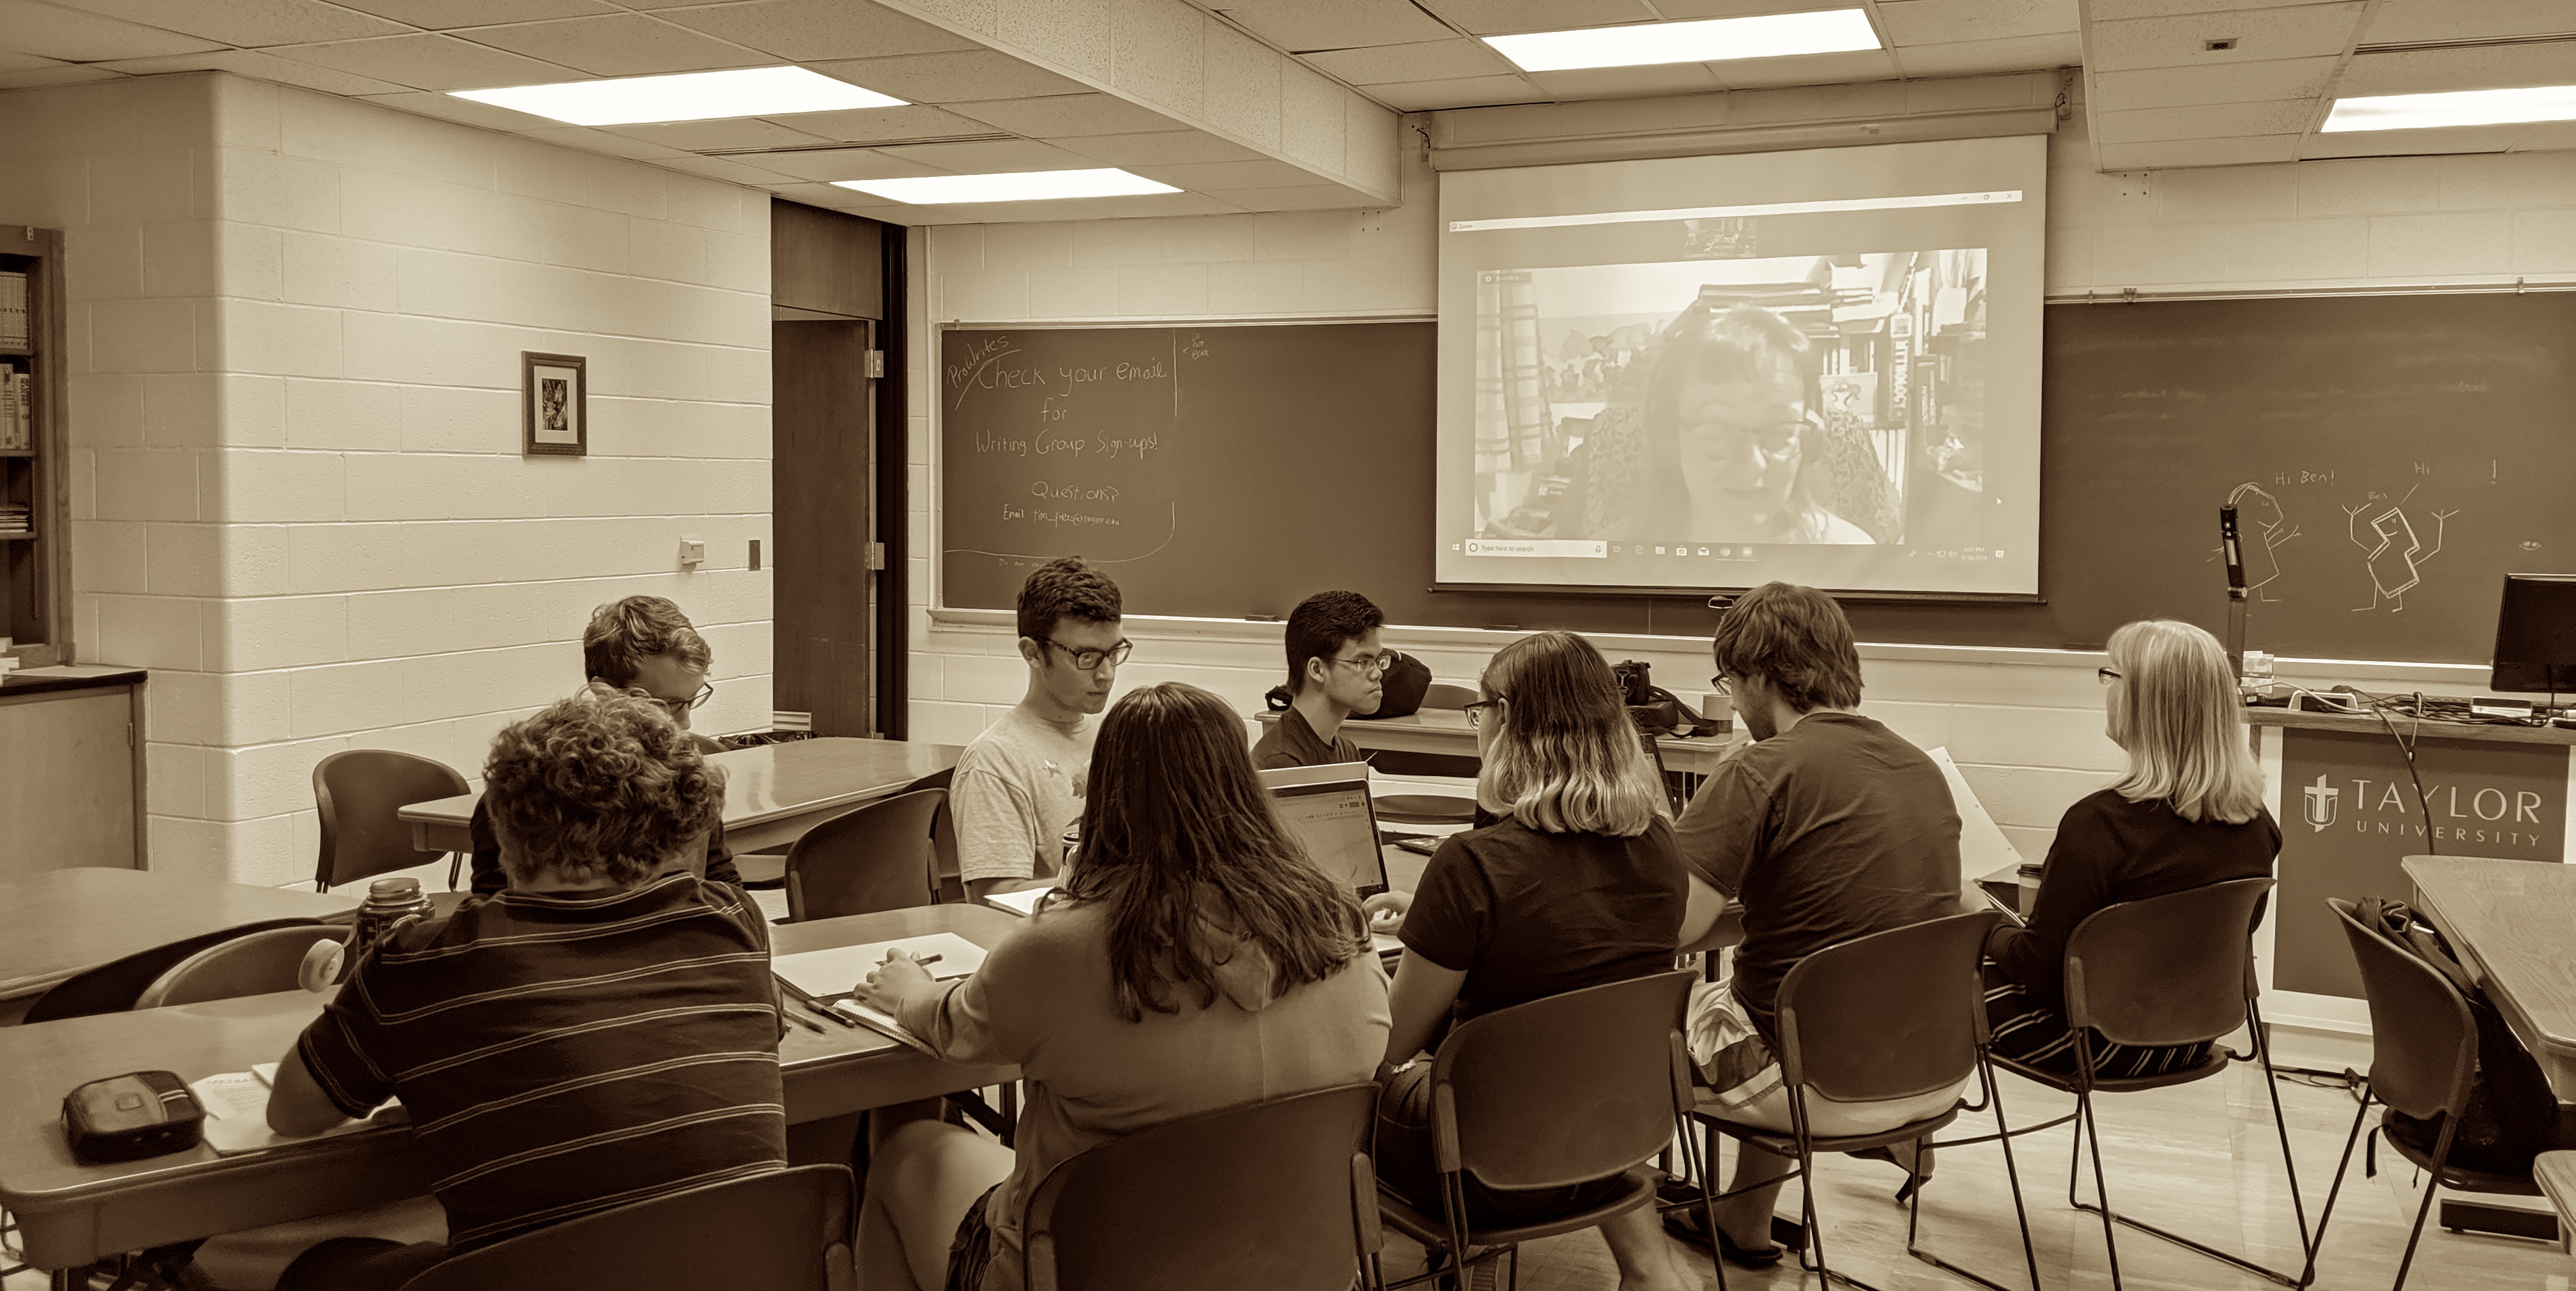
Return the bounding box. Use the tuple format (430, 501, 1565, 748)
(1446, 539, 2030, 596)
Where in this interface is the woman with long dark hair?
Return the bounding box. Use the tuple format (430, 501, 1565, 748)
(1365, 630, 1697, 1291)
(852, 682, 1390, 1291)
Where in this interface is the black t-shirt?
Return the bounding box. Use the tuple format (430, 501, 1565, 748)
(1675, 710, 1961, 1039)
(1251, 707, 1363, 770)
(1400, 815, 1686, 1022)
(1988, 790, 2280, 1015)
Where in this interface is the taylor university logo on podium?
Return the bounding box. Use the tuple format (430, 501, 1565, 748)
(2275, 727, 2567, 1000)
(2303, 774, 2339, 832)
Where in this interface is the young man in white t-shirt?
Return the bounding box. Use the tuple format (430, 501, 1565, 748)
(953, 557, 1128, 899)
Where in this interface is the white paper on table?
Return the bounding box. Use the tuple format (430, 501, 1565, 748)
(252, 1062, 278, 1087)
(1926, 746, 2030, 881)
(828, 998, 940, 1057)
(771, 932, 987, 999)
(188, 1073, 404, 1156)
(981, 887, 1057, 917)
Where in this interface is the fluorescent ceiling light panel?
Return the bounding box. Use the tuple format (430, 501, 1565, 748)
(451, 66, 902, 126)
(1485, 10, 1880, 72)
(834, 169, 1181, 204)
(2322, 84, 2576, 132)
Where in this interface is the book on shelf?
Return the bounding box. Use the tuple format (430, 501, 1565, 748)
(1, 370, 28, 450)
(0, 271, 26, 348)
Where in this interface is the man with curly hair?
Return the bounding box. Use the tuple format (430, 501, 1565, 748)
(262, 694, 788, 1290)
(465, 595, 739, 896)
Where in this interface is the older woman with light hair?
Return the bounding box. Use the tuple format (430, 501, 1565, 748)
(1982, 618, 2281, 1079)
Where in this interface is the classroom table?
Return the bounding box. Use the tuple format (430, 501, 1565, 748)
(1255, 708, 1733, 777)
(0, 904, 1022, 1274)
(2403, 855, 2576, 1101)
(396, 737, 962, 856)
(2537, 1152, 2576, 1255)
(0, 869, 358, 1002)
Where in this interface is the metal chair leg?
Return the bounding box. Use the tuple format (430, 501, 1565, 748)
(2078, 1090, 2126, 1291)
(1906, 1056, 2043, 1291)
(2303, 1084, 2375, 1287)
(2391, 1113, 2460, 1291)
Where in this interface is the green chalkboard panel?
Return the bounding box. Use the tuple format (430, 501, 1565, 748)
(937, 296, 2576, 664)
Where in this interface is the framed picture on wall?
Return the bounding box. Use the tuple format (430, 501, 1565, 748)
(522, 351, 586, 456)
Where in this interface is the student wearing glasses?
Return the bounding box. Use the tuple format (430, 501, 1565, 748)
(466, 595, 735, 896)
(1253, 590, 1387, 770)
(953, 557, 1128, 899)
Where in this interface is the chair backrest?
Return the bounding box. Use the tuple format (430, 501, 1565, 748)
(1432, 970, 1696, 1191)
(135, 925, 349, 1009)
(22, 919, 326, 1024)
(2063, 876, 2273, 1048)
(1774, 910, 2001, 1103)
(903, 767, 959, 882)
(1024, 1083, 1380, 1291)
(2329, 898, 2479, 1121)
(1421, 682, 1478, 710)
(401, 1165, 853, 1291)
(314, 749, 471, 890)
(783, 788, 945, 922)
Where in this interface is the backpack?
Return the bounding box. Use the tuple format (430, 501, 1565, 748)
(2352, 897, 2556, 1180)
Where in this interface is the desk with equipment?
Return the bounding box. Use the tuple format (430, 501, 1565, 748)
(0, 905, 1023, 1276)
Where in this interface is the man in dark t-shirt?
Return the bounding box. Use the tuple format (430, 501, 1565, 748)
(1673, 581, 1962, 1260)
(1252, 591, 1384, 770)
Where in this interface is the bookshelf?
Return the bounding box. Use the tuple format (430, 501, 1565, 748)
(1, 225, 66, 668)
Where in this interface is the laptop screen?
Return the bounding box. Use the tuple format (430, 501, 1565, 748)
(1268, 779, 1389, 898)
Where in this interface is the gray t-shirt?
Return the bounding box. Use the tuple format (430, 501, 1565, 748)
(1675, 710, 1961, 1039)
(952, 705, 1094, 885)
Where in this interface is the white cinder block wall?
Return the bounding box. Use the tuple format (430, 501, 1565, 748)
(0, 72, 774, 885)
(908, 103, 2576, 866)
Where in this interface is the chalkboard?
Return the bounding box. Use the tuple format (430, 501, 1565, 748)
(939, 296, 2576, 664)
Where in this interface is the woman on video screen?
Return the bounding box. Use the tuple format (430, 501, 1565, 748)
(1571, 303, 1887, 547)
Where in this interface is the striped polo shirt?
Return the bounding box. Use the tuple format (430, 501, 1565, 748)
(297, 872, 788, 1251)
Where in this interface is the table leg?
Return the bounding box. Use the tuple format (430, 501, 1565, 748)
(2438, 1199, 2557, 1243)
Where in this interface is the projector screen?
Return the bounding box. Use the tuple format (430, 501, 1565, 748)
(1434, 135, 2048, 598)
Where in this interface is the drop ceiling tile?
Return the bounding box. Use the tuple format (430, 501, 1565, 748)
(332, 0, 611, 26)
(1710, 49, 1902, 90)
(1876, 0, 2076, 46)
(2337, 44, 2576, 98)
(996, 0, 1113, 80)
(2364, 0, 2576, 46)
(59, 0, 411, 46)
(656, 0, 984, 61)
(0, 63, 125, 89)
(601, 117, 843, 149)
(2086, 56, 2338, 110)
(651, 152, 806, 184)
(267, 33, 586, 90)
(2095, 134, 2300, 167)
(1302, 37, 1514, 84)
(1055, 128, 1270, 165)
(2508, 120, 2576, 152)
(1366, 73, 1549, 110)
(97, 47, 415, 96)
(1651, 0, 1858, 15)
(514, 125, 694, 160)
(767, 104, 998, 144)
(356, 88, 571, 130)
(1894, 31, 2083, 77)
(947, 93, 1181, 137)
(0, 50, 68, 72)
(1201, 18, 1283, 147)
(1127, 157, 1322, 188)
(1111, 0, 1204, 119)
(812, 50, 1094, 103)
(2094, 97, 2315, 143)
(2086, 4, 2368, 73)
(456, 13, 769, 77)
(1215, 0, 1458, 52)
(0, 0, 226, 61)
(2085, 0, 2347, 17)
(937, 191, 1246, 220)
(1413, 0, 1653, 36)
(1199, 183, 1372, 210)
(744, 148, 953, 181)
(1527, 62, 1721, 98)
(874, 138, 1105, 171)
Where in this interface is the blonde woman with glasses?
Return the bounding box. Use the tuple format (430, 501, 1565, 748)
(1363, 630, 1698, 1291)
(1982, 618, 2280, 1079)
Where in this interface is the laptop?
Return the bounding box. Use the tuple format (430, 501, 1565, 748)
(1258, 767, 1405, 961)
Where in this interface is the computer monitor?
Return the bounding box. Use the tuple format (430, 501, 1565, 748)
(1263, 774, 1390, 899)
(2489, 573, 2576, 696)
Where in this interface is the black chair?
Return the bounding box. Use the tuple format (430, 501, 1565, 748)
(783, 788, 946, 922)
(1970, 876, 2313, 1291)
(1689, 910, 2035, 1291)
(903, 767, 960, 885)
(22, 919, 326, 1023)
(1374, 970, 1715, 1291)
(134, 926, 349, 1008)
(2306, 897, 2560, 1291)
(312, 749, 470, 894)
(1024, 1083, 1383, 1291)
(399, 1165, 853, 1291)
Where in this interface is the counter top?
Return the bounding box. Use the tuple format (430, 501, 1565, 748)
(0, 666, 146, 700)
(2243, 703, 2576, 745)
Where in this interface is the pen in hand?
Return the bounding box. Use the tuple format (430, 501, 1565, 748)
(880, 952, 942, 968)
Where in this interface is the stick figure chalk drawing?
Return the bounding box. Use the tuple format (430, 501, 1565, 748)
(2343, 485, 2458, 612)
(2225, 484, 2299, 602)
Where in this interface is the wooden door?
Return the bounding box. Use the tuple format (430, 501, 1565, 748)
(772, 319, 875, 736)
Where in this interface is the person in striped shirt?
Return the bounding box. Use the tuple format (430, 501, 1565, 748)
(264, 692, 789, 1291)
